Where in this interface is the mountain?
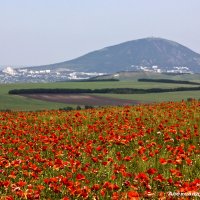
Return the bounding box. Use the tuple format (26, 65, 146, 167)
(33, 37, 200, 73)
(1, 37, 200, 83)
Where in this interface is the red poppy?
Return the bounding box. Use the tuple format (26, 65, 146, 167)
(127, 190, 140, 199)
(91, 184, 100, 191)
(76, 174, 85, 181)
(153, 174, 165, 182)
(159, 158, 167, 165)
(91, 157, 98, 163)
(17, 180, 26, 187)
(147, 168, 157, 175)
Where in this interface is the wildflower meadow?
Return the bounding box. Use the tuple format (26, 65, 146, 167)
(0, 100, 200, 199)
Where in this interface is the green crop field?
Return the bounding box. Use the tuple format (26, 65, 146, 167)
(0, 80, 200, 111)
(95, 91, 200, 103)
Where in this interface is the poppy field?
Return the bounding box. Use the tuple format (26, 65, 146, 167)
(0, 100, 200, 199)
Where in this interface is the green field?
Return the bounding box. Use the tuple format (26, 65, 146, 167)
(95, 91, 200, 103)
(1, 81, 200, 111)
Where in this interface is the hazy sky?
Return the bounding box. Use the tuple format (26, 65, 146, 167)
(0, 0, 200, 66)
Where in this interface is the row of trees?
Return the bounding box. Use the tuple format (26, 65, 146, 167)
(74, 78, 119, 82)
(138, 78, 200, 85)
(59, 105, 96, 111)
(9, 86, 200, 95)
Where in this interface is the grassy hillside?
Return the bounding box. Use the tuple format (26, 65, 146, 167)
(1, 80, 200, 111)
(94, 71, 200, 82)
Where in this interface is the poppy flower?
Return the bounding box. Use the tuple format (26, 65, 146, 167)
(147, 168, 157, 175)
(76, 174, 85, 181)
(127, 190, 140, 199)
(159, 158, 167, 165)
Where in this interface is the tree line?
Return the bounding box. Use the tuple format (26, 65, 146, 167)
(138, 78, 200, 85)
(8, 86, 200, 95)
(58, 78, 119, 83)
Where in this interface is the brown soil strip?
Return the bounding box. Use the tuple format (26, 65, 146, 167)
(21, 94, 140, 106)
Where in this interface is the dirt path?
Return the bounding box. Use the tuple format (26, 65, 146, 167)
(21, 94, 140, 106)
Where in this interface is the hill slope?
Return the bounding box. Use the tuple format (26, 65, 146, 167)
(35, 37, 200, 73)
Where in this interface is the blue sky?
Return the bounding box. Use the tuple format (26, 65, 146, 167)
(0, 0, 200, 66)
